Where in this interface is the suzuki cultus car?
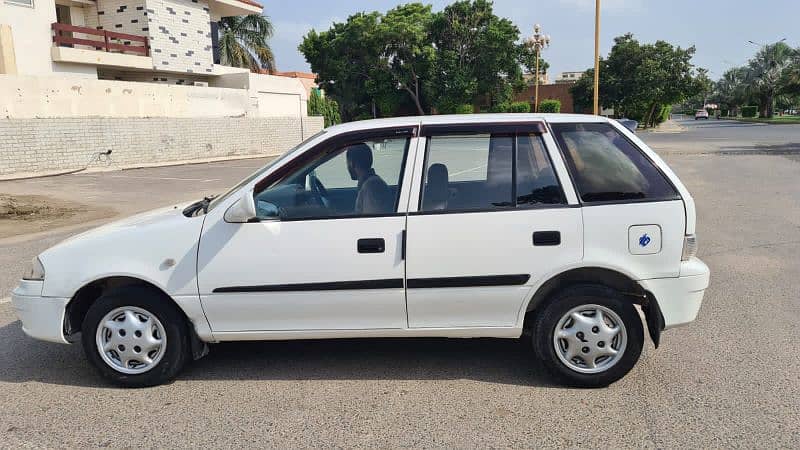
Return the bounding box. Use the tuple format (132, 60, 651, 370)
(12, 114, 709, 387)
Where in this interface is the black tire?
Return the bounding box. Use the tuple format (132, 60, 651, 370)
(81, 286, 190, 388)
(531, 285, 644, 388)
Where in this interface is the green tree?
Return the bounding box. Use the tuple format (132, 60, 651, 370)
(218, 15, 275, 72)
(570, 33, 703, 127)
(744, 41, 794, 117)
(712, 67, 749, 116)
(429, 0, 525, 112)
(299, 1, 528, 119)
(379, 3, 435, 115)
(308, 89, 341, 127)
(299, 12, 384, 121)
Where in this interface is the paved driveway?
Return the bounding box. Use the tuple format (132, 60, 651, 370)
(0, 120, 798, 447)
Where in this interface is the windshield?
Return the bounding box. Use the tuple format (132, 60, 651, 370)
(206, 130, 327, 212)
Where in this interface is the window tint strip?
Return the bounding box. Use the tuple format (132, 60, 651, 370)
(421, 122, 547, 136)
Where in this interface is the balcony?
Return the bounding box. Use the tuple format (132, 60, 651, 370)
(52, 23, 149, 56)
(51, 23, 152, 71)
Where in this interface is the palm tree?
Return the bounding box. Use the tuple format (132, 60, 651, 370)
(714, 67, 749, 116)
(744, 41, 793, 118)
(218, 15, 276, 72)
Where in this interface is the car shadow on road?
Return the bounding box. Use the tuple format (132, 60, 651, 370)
(0, 320, 561, 389)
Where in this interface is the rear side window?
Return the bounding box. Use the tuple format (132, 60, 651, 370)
(419, 133, 565, 212)
(551, 123, 679, 203)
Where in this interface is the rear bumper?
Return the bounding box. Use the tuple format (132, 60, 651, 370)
(10, 280, 70, 344)
(640, 258, 710, 329)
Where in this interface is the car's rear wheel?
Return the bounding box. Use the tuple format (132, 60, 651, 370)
(531, 285, 644, 388)
(81, 286, 189, 387)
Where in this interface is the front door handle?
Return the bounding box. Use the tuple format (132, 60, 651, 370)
(358, 238, 385, 254)
(533, 231, 561, 246)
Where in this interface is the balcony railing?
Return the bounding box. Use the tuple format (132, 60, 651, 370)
(52, 23, 149, 57)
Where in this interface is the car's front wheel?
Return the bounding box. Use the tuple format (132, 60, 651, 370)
(532, 285, 644, 388)
(81, 286, 190, 387)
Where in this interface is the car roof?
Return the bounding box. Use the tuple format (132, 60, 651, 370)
(324, 113, 610, 135)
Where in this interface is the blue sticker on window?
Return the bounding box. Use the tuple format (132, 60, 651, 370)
(639, 234, 651, 247)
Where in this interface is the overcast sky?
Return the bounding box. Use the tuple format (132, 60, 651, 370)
(265, 0, 799, 80)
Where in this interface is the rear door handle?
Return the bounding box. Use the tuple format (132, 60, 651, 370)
(358, 238, 385, 254)
(533, 231, 561, 246)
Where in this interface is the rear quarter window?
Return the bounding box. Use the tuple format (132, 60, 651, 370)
(551, 123, 679, 203)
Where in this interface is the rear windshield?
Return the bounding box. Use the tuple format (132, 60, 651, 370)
(551, 123, 679, 203)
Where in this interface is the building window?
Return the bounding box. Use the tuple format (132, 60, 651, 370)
(5, 0, 34, 7)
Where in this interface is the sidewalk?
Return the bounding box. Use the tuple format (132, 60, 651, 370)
(644, 119, 686, 133)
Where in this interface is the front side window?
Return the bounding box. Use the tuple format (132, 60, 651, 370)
(419, 133, 565, 212)
(254, 136, 410, 220)
(551, 123, 679, 203)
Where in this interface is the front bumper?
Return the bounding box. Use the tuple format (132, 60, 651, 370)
(640, 258, 710, 329)
(10, 280, 70, 344)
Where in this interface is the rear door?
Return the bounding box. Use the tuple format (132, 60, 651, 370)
(404, 122, 583, 328)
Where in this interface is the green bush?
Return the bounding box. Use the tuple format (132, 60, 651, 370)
(489, 102, 511, 113)
(510, 101, 531, 113)
(308, 89, 341, 126)
(658, 105, 672, 124)
(741, 106, 758, 118)
(453, 104, 475, 114)
(720, 108, 729, 117)
(511, 102, 531, 113)
(538, 99, 561, 113)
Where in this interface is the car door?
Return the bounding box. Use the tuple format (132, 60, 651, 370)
(196, 126, 418, 333)
(404, 122, 583, 328)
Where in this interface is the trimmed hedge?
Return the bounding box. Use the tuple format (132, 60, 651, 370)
(510, 101, 531, 113)
(741, 106, 758, 118)
(489, 102, 511, 113)
(454, 104, 474, 114)
(538, 99, 561, 113)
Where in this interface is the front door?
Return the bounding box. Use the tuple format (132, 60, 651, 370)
(405, 126, 583, 328)
(197, 129, 416, 332)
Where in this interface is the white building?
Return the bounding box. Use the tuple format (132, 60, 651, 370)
(554, 71, 584, 84)
(0, 0, 325, 178)
(0, 0, 316, 117)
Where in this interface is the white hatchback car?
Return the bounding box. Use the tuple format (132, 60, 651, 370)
(12, 114, 709, 388)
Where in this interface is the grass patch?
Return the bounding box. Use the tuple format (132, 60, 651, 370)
(724, 116, 800, 124)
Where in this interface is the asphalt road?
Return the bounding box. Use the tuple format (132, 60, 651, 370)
(0, 118, 798, 448)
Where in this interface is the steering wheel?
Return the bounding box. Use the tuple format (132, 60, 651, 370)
(308, 174, 331, 209)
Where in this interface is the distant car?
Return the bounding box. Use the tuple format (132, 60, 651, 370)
(695, 110, 709, 120)
(12, 114, 709, 388)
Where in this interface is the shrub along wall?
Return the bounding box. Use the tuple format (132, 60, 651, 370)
(539, 99, 561, 113)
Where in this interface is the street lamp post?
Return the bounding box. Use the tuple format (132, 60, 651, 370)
(593, 0, 601, 115)
(525, 24, 550, 113)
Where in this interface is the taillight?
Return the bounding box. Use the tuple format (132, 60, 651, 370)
(681, 234, 697, 261)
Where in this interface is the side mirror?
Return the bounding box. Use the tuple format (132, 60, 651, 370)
(224, 189, 258, 223)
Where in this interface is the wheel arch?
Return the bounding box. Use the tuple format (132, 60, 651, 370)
(64, 275, 180, 339)
(521, 266, 665, 347)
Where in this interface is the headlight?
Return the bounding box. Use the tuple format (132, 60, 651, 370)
(681, 234, 697, 261)
(23, 257, 45, 281)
